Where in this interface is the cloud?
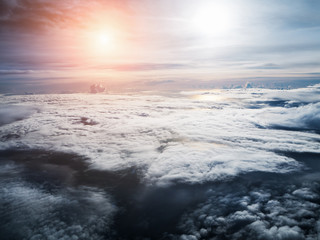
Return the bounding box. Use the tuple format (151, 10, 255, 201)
(0, 0, 319, 85)
(1, 85, 320, 186)
(0, 185, 115, 239)
(0, 0, 128, 31)
(0, 104, 38, 126)
(145, 147, 300, 185)
(0, 154, 116, 239)
(270, 103, 320, 131)
(248, 63, 282, 69)
(255, 86, 320, 132)
(0, 84, 320, 239)
(0, 0, 19, 16)
(0, 69, 56, 75)
(249, 222, 304, 240)
(171, 172, 320, 240)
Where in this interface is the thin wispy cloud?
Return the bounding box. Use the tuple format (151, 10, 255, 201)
(0, 0, 319, 92)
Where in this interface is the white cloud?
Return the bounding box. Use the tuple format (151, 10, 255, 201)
(258, 102, 320, 131)
(0, 104, 38, 126)
(0, 85, 319, 187)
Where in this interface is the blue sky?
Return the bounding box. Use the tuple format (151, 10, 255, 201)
(0, 0, 320, 92)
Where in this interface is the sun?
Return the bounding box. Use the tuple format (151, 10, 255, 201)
(96, 31, 112, 48)
(95, 31, 111, 47)
(192, 2, 235, 36)
(78, 28, 116, 61)
(83, 29, 115, 58)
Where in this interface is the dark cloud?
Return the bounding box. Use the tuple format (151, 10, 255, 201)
(0, 69, 36, 75)
(172, 171, 320, 240)
(0, 0, 14, 17)
(0, 150, 118, 240)
(0, 0, 133, 32)
(0, 0, 71, 31)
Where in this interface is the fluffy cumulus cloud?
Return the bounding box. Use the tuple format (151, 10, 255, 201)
(171, 176, 320, 240)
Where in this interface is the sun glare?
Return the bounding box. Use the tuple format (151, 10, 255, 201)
(97, 32, 111, 47)
(192, 3, 235, 36)
(83, 29, 116, 59)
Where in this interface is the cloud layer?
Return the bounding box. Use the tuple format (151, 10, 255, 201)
(1, 85, 320, 186)
(172, 172, 320, 240)
(0, 84, 320, 239)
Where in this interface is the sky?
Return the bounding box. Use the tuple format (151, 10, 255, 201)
(0, 0, 320, 92)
